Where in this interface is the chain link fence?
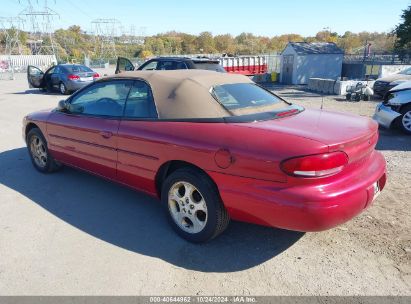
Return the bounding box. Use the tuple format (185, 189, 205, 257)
(344, 53, 411, 65)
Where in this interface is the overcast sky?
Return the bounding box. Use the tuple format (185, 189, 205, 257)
(2, 0, 410, 36)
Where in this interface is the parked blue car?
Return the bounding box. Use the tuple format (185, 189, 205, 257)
(27, 64, 100, 95)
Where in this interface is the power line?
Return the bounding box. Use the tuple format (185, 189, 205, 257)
(66, 0, 93, 19)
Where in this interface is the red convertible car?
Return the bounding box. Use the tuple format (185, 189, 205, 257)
(23, 70, 387, 242)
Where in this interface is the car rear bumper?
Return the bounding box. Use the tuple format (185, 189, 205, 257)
(372, 103, 401, 129)
(208, 150, 387, 232)
(65, 80, 94, 91)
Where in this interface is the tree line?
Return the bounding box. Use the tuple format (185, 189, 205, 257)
(1, 5, 409, 62)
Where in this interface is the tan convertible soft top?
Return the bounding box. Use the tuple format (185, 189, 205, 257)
(111, 70, 254, 119)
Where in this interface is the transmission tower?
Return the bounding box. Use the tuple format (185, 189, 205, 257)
(127, 25, 135, 43)
(126, 25, 146, 45)
(136, 26, 147, 45)
(19, 0, 59, 57)
(0, 17, 25, 55)
(91, 18, 120, 62)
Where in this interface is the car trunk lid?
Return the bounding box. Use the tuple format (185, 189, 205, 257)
(75, 71, 94, 80)
(233, 108, 378, 163)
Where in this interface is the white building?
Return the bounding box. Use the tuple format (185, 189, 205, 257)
(281, 42, 344, 85)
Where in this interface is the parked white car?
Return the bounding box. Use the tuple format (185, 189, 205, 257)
(373, 67, 411, 97)
(373, 80, 411, 134)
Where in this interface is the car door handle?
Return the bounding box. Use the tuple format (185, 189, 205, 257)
(100, 131, 113, 139)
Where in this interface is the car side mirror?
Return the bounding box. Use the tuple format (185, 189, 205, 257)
(57, 99, 69, 112)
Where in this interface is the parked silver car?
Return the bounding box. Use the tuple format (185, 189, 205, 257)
(27, 64, 100, 95)
(373, 80, 411, 134)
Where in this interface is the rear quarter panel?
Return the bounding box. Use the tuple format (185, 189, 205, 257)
(117, 120, 329, 195)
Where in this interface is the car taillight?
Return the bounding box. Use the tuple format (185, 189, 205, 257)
(281, 151, 348, 177)
(93, 73, 99, 78)
(68, 74, 80, 80)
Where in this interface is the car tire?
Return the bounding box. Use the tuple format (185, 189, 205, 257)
(59, 82, 69, 95)
(27, 128, 62, 173)
(398, 105, 411, 135)
(161, 167, 230, 243)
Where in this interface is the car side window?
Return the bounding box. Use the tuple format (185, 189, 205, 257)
(157, 61, 176, 70)
(175, 61, 188, 69)
(124, 80, 157, 119)
(141, 60, 158, 70)
(54, 66, 60, 74)
(68, 80, 132, 117)
(47, 67, 55, 74)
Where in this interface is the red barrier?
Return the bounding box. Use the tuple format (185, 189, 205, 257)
(224, 64, 268, 75)
(219, 56, 268, 76)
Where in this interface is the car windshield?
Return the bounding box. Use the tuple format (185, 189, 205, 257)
(211, 83, 293, 116)
(399, 67, 411, 75)
(65, 65, 93, 73)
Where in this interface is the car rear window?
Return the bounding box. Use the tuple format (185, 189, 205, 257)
(399, 67, 411, 75)
(65, 65, 93, 73)
(210, 83, 290, 116)
(194, 62, 226, 73)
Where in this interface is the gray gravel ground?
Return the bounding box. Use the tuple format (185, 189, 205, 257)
(0, 73, 410, 295)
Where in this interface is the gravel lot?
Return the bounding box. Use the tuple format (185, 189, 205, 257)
(0, 73, 410, 296)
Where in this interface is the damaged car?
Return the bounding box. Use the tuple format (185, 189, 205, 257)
(373, 80, 411, 134)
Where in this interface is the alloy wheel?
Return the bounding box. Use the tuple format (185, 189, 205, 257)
(60, 83, 66, 94)
(30, 135, 48, 168)
(402, 110, 411, 132)
(168, 181, 208, 234)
